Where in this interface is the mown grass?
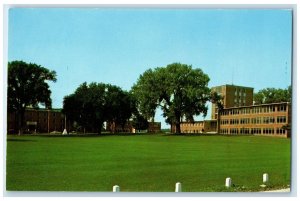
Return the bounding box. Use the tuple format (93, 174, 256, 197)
(6, 134, 290, 192)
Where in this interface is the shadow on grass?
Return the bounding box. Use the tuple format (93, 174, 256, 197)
(22, 132, 167, 138)
(7, 138, 37, 142)
(162, 133, 222, 137)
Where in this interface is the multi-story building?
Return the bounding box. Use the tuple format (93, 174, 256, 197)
(175, 84, 291, 138)
(211, 84, 254, 119)
(219, 102, 291, 137)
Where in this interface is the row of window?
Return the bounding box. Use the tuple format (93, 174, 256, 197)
(220, 128, 286, 135)
(182, 129, 204, 133)
(182, 122, 204, 127)
(220, 104, 288, 116)
(220, 116, 287, 125)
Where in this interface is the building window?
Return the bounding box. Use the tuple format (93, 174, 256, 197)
(251, 128, 261, 134)
(278, 105, 287, 112)
(277, 116, 286, 123)
(276, 128, 286, 135)
(240, 128, 250, 134)
(262, 128, 274, 135)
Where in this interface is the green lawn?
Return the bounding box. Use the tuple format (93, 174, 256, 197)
(6, 134, 291, 192)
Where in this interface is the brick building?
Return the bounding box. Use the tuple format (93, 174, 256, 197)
(175, 84, 291, 138)
(7, 108, 66, 134)
(7, 107, 161, 134)
(211, 84, 254, 119)
(171, 120, 217, 134)
(219, 102, 291, 137)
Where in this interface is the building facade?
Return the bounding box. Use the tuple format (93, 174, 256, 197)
(219, 102, 291, 137)
(171, 120, 217, 134)
(176, 84, 291, 138)
(211, 85, 254, 119)
(7, 108, 66, 134)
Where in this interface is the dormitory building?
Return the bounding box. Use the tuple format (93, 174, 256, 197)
(175, 84, 291, 138)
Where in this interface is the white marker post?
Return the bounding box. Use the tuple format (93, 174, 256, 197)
(175, 182, 182, 192)
(263, 173, 269, 183)
(225, 177, 232, 188)
(62, 129, 68, 135)
(113, 185, 120, 192)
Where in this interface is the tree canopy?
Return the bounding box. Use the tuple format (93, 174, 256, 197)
(8, 60, 57, 134)
(253, 86, 292, 105)
(63, 82, 134, 134)
(131, 63, 210, 134)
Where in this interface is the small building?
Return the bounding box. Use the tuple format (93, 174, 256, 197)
(171, 120, 217, 134)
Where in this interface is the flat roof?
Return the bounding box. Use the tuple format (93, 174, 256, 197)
(222, 102, 290, 110)
(180, 120, 217, 123)
(211, 84, 254, 89)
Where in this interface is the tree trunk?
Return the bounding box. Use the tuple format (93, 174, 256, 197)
(98, 121, 103, 134)
(175, 122, 181, 134)
(174, 111, 181, 134)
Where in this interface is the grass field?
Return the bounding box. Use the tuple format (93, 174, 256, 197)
(6, 134, 291, 192)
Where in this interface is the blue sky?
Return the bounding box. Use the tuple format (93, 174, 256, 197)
(8, 8, 292, 128)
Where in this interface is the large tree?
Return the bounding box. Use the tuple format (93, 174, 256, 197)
(104, 84, 135, 133)
(63, 82, 134, 134)
(7, 60, 57, 135)
(253, 86, 292, 104)
(131, 63, 210, 134)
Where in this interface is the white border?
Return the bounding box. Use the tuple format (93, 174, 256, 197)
(1, 1, 298, 200)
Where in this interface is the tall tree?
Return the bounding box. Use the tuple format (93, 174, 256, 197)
(7, 60, 57, 135)
(253, 86, 292, 104)
(105, 84, 134, 133)
(63, 82, 106, 134)
(131, 63, 210, 134)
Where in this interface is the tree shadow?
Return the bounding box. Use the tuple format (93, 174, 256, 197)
(7, 138, 36, 142)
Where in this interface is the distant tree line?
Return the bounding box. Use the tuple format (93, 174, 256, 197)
(8, 60, 291, 135)
(253, 86, 292, 105)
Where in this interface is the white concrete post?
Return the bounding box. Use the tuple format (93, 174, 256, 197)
(263, 173, 269, 183)
(225, 177, 232, 188)
(175, 182, 182, 192)
(113, 185, 120, 192)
